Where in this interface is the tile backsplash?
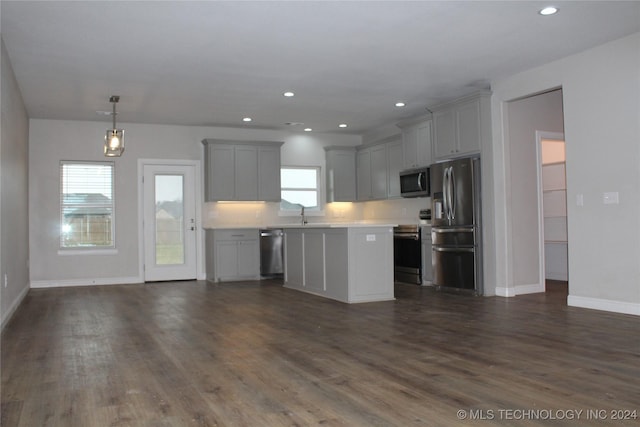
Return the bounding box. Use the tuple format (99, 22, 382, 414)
(202, 197, 431, 228)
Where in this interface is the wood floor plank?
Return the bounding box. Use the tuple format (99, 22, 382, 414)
(2, 280, 639, 426)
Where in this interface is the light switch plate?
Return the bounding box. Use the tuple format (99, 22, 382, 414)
(603, 192, 619, 205)
(576, 194, 584, 206)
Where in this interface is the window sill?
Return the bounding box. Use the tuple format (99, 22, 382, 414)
(58, 248, 118, 256)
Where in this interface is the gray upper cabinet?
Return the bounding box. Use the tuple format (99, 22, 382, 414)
(234, 145, 259, 200)
(258, 146, 282, 202)
(202, 139, 284, 202)
(356, 137, 403, 201)
(432, 91, 491, 161)
(356, 149, 372, 201)
(370, 144, 388, 199)
(386, 139, 403, 198)
(398, 117, 432, 169)
(324, 146, 356, 202)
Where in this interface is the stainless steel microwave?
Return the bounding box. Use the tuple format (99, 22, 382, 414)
(400, 167, 430, 198)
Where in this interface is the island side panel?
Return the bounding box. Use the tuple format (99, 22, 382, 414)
(324, 229, 349, 302)
(347, 227, 395, 303)
(304, 230, 326, 294)
(284, 229, 304, 288)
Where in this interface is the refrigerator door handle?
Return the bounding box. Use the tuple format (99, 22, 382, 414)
(432, 246, 475, 253)
(449, 167, 456, 221)
(443, 167, 450, 221)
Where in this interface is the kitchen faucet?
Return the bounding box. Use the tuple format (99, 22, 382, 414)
(300, 205, 307, 225)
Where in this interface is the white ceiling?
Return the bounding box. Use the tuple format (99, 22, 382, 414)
(2, 1, 639, 135)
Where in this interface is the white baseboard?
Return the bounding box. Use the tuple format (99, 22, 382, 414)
(545, 272, 568, 281)
(30, 276, 143, 289)
(494, 283, 545, 297)
(516, 283, 545, 295)
(1, 285, 30, 331)
(494, 286, 516, 297)
(568, 295, 640, 316)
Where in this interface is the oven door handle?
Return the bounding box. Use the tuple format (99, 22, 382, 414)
(432, 227, 474, 234)
(432, 246, 474, 253)
(394, 234, 420, 240)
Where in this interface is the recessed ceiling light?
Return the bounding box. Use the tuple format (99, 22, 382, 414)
(539, 6, 558, 15)
(395, 102, 406, 107)
(338, 123, 348, 128)
(304, 128, 312, 132)
(242, 117, 252, 122)
(283, 91, 295, 97)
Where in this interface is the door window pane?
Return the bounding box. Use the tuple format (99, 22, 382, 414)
(155, 175, 184, 265)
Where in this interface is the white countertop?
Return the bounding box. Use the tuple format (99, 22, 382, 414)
(204, 222, 398, 230)
(279, 222, 397, 229)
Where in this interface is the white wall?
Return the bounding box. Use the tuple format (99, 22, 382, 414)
(1, 38, 30, 328)
(28, 119, 361, 285)
(488, 32, 640, 315)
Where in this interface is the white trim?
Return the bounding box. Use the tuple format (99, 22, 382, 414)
(1, 285, 30, 331)
(137, 159, 204, 283)
(545, 271, 568, 281)
(515, 283, 545, 295)
(495, 283, 546, 297)
(30, 276, 143, 289)
(568, 295, 640, 316)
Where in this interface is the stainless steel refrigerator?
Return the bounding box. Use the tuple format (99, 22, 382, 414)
(430, 156, 482, 294)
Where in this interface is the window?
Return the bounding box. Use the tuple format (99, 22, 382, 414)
(60, 161, 114, 249)
(280, 166, 320, 210)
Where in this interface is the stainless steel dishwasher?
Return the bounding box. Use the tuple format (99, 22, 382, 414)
(259, 229, 284, 278)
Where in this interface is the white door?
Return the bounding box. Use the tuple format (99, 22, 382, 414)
(143, 164, 197, 281)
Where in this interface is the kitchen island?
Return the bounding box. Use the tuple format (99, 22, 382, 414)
(282, 224, 395, 303)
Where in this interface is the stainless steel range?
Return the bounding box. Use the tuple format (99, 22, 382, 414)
(393, 224, 422, 285)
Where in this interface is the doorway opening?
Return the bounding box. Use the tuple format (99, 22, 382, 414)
(536, 133, 568, 293)
(504, 87, 566, 298)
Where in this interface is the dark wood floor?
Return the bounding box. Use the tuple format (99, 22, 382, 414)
(2, 280, 639, 426)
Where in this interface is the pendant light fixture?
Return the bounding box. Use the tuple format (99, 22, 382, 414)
(104, 95, 124, 157)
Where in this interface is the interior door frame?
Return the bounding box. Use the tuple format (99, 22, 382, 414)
(535, 131, 565, 293)
(137, 159, 205, 282)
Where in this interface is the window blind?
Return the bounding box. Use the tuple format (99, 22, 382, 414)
(60, 161, 115, 248)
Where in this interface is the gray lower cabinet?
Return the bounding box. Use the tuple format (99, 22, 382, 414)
(421, 226, 433, 285)
(206, 229, 260, 282)
(202, 139, 284, 202)
(283, 226, 394, 303)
